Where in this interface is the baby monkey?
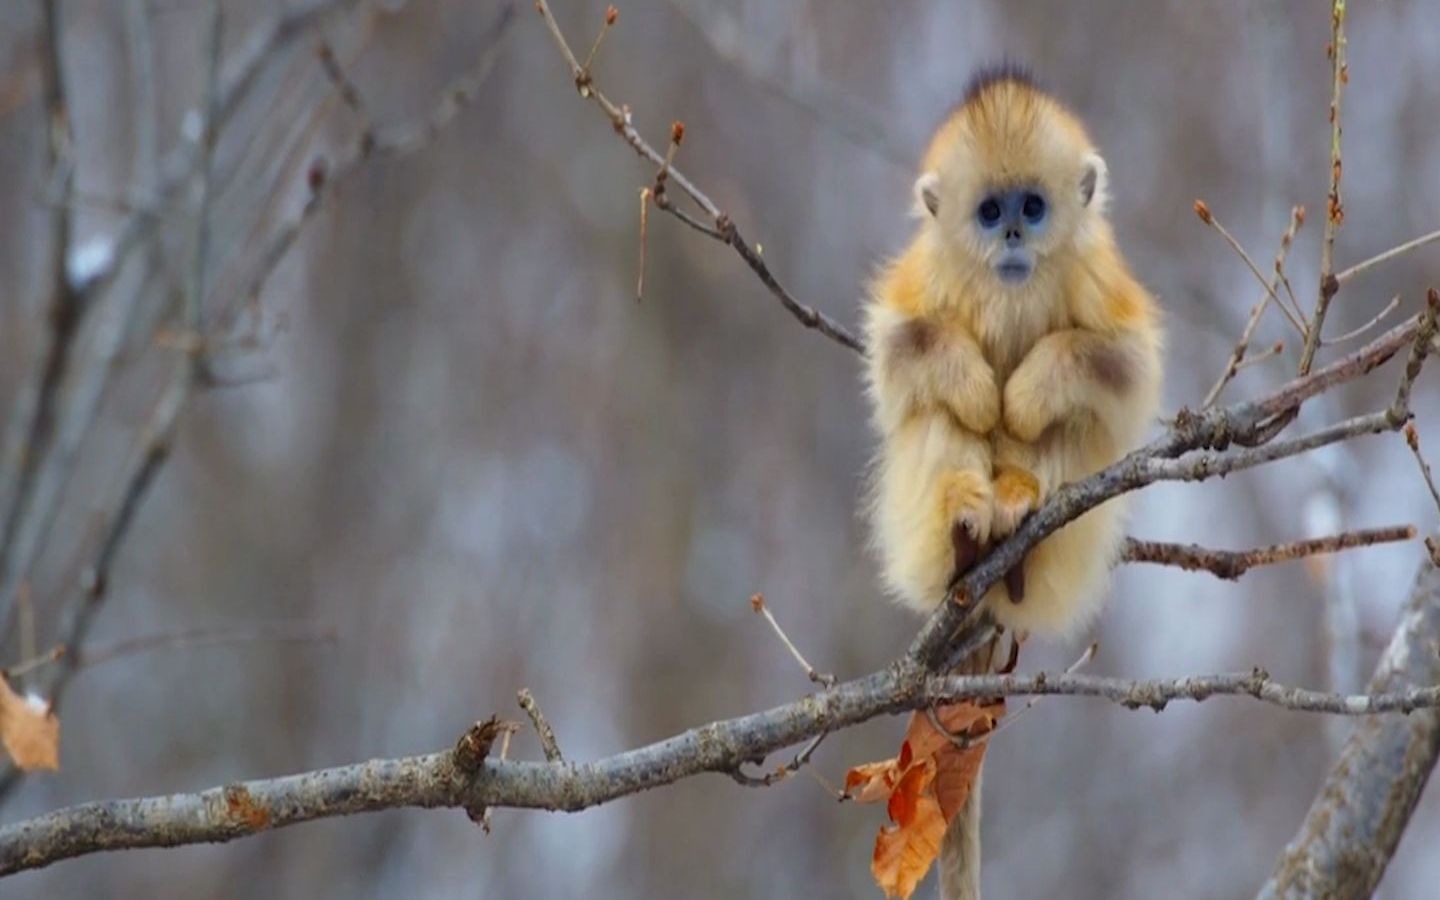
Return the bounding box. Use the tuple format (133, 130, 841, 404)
(864, 67, 1163, 638)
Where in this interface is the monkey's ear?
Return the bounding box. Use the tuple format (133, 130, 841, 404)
(913, 172, 941, 218)
(1079, 153, 1108, 209)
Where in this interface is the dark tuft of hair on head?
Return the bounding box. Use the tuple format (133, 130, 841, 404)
(961, 62, 1040, 105)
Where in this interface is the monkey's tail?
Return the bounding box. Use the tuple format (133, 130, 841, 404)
(935, 628, 1009, 900)
(937, 771, 982, 900)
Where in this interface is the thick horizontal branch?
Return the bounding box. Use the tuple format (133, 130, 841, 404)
(4, 659, 1440, 876)
(1120, 525, 1417, 581)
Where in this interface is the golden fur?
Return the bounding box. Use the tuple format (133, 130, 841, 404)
(864, 74, 1163, 637)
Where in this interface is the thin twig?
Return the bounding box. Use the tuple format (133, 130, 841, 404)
(242, 3, 515, 306)
(532, 0, 863, 353)
(1390, 288, 1439, 422)
(186, 0, 224, 377)
(1322, 294, 1400, 346)
(731, 731, 829, 789)
(74, 622, 336, 671)
(4, 645, 62, 681)
(1336, 228, 1440, 285)
(1298, 0, 1349, 374)
(1235, 341, 1285, 372)
(1120, 526, 1416, 581)
(1195, 201, 1306, 334)
(749, 593, 834, 687)
(1403, 425, 1440, 520)
(0, 0, 366, 639)
(0, 0, 80, 633)
(516, 688, 564, 763)
(1202, 205, 1304, 408)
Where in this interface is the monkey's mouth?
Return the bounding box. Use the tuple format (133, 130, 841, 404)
(995, 259, 1033, 284)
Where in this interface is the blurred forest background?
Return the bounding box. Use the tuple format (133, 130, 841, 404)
(2, 1, 1439, 897)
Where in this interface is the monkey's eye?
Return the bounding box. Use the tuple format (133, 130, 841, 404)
(1021, 192, 1047, 223)
(976, 197, 1003, 227)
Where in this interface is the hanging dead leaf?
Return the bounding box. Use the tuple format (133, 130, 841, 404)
(0, 674, 58, 771)
(905, 700, 1002, 819)
(844, 700, 1005, 897)
(872, 760, 946, 898)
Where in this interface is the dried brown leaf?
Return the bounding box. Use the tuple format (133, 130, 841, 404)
(0, 674, 58, 771)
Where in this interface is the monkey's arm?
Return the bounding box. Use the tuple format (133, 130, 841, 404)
(866, 307, 1000, 435)
(1002, 326, 1159, 444)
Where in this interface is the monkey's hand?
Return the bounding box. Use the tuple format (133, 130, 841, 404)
(1003, 329, 1139, 442)
(990, 434, 1045, 604)
(870, 315, 1000, 435)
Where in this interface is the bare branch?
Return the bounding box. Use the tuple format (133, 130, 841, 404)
(1194, 200, 1306, 335)
(186, 1, 224, 376)
(1297, 0, 1349, 374)
(0, 0, 80, 634)
(243, 4, 515, 306)
(532, 0, 863, 353)
(1258, 557, 1440, 900)
(1335, 227, 1440, 285)
(516, 689, 564, 763)
(750, 593, 834, 688)
(1202, 206, 1305, 408)
(0, 0, 367, 638)
(1404, 424, 1440, 520)
(1120, 526, 1417, 581)
(74, 622, 335, 672)
(1321, 293, 1400, 346)
(1389, 288, 1439, 422)
(2, 655, 1440, 875)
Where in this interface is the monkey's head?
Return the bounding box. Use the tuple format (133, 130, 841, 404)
(913, 67, 1109, 288)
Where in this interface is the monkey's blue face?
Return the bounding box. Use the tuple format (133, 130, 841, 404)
(974, 188, 1048, 284)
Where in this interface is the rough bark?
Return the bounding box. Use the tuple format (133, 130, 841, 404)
(1258, 556, 1440, 899)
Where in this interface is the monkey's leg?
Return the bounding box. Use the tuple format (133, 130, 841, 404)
(872, 413, 992, 611)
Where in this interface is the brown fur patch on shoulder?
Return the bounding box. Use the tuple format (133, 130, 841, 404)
(962, 62, 1039, 106)
(1082, 341, 1133, 392)
(894, 318, 936, 357)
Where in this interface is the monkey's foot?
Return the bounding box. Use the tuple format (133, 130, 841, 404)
(992, 466, 1041, 536)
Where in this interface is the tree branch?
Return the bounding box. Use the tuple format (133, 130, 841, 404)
(1297, 0, 1348, 373)
(1258, 555, 1440, 899)
(3, 659, 1440, 876)
(532, 0, 863, 353)
(1120, 526, 1416, 581)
